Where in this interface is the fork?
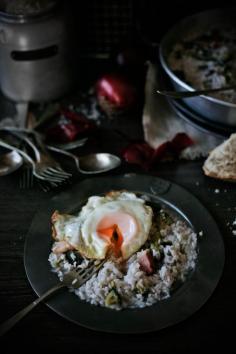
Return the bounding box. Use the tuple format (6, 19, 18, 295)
(3, 130, 72, 183)
(0, 258, 106, 336)
(19, 162, 34, 189)
(0, 140, 71, 186)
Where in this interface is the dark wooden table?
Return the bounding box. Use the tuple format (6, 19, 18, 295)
(0, 69, 236, 352)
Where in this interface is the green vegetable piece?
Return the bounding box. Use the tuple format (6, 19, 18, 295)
(158, 210, 174, 229)
(136, 280, 147, 294)
(105, 289, 120, 306)
(150, 239, 160, 252)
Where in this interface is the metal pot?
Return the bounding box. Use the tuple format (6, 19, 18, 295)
(159, 8, 236, 128)
(0, 1, 76, 102)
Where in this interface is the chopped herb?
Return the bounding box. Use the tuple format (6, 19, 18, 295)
(105, 289, 121, 306)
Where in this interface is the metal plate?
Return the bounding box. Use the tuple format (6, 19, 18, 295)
(168, 98, 234, 138)
(24, 174, 225, 333)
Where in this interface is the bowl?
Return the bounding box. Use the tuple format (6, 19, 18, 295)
(159, 8, 236, 128)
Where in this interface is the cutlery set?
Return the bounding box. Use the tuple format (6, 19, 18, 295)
(0, 130, 72, 190)
(0, 127, 121, 190)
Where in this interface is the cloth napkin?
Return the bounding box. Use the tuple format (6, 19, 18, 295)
(142, 62, 223, 159)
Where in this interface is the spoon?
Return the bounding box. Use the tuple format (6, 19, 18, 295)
(156, 84, 236, 99)
(50, 137, 88, 151)
(0, 147, 23, 176)
(47, 145, 121, 174)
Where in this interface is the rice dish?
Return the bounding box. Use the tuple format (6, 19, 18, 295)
(49, 191, 197, 310)
(168, 28, 236, 103)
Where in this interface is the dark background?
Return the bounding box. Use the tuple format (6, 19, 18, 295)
(66, 0, 236, 56)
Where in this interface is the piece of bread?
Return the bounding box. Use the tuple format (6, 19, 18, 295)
(203, 133, 236, 182)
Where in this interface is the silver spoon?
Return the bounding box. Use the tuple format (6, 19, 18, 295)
(47, 145, 121, 174)
(156, 84, 236, 99)
(50, 137, 88, 151)
(0, 148, 23, 176)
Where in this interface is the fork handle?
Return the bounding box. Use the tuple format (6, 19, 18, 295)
(0, 282, 65, 337)
(0, 139, 34, 165)
(47, 145, 80, 171)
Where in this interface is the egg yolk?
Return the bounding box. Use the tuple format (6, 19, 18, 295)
(97, 212, 138, 256)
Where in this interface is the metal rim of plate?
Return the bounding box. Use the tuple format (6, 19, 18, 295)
(168, 98, 234, 138)
(24, 174, 225, 333)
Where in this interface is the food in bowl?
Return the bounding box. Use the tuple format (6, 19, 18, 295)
(49, 191, 197, 310)
(168, 28, 236, 103)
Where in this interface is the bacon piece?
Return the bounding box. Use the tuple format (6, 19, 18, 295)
(138, 250, 154, 275)
(52, 241, 74, 254)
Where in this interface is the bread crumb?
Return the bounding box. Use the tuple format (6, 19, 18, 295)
(199, 231, 203, 237)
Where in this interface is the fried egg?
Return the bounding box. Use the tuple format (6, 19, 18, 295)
(51, 191, 153, 260)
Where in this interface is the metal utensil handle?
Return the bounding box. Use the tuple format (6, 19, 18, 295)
(0, 127, 44, 161)
(47, 145, 81, 171)
(0, 139, 34, 165)
(1, 129, 41, 161)
(0, 126, 34, 134)
(156, 85, 236, 99)
(0, 282, 65, 337)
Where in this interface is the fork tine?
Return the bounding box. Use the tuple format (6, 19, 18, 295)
(48, 167, 72, 178)
(19, 165, 33, 189)
(26, 165, 33, 188)
(38, 180, 51, 192)
(52, 166, 71, 175)
(19, 169, 24, 189)
(77, 259, 106, 282)
(62, 258, 107, 289)
(38, 171, 66, 182)
(25, 166, 30, 188)
(38, 179, 68, 192)
(42, 168, 70, 179)
(56, 167, 72, 177)
(34, 172, 63, 184)
(28, 167, 34, 188)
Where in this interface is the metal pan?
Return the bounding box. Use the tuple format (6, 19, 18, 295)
(159, 8, 236, 127)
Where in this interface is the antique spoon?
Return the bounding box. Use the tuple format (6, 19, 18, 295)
(49, 137, 88, 151)
(156, 84, 236, 99)
(0, 147, 23, 176)
(47, 145, 121, 174)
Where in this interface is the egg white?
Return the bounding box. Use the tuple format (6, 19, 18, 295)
(51, 191, 153, 260)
